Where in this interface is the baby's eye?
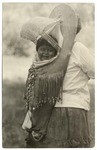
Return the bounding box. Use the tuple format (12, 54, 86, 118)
(40, 48, 44, 52)
(48, 49, 53, 52)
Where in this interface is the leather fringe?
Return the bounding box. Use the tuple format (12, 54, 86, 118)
(24, 66, 64, 108)
(35, 71, 64, 107)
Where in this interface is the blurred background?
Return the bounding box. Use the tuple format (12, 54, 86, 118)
(2, 3, 95, 148)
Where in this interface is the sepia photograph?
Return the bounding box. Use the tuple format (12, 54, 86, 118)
(2, 2, 95, 148)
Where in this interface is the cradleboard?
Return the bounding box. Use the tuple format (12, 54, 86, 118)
(21, 4, 78, 142)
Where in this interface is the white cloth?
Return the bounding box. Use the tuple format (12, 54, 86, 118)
(55, 42, 95, 111)
(22, 110, 32, 130)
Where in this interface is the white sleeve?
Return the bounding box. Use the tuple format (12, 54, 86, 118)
(74, 42, 95, 79)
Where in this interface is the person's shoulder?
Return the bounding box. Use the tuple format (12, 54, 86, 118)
(73, 41, 89, 53)
(73, 41, 87, 49)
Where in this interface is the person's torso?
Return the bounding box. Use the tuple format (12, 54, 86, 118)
(55, 42, 90, 111)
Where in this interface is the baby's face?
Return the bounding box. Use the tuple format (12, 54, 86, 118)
(37, 45, 57, 61)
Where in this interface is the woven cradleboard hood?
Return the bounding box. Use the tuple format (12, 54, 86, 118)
(21, 17, 60, 44)
(21, 4, 78, 140)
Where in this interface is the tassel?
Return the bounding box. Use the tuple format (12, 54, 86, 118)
(33, 71, 64, 107)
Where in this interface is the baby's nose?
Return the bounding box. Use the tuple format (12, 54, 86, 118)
(44, 49, 48, 53)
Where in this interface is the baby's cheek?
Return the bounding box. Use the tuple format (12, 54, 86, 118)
(50, 52, 55, 56)
(38, 51, 43, 56)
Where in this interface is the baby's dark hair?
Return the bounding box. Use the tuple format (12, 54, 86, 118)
(36, 35, 58, 52)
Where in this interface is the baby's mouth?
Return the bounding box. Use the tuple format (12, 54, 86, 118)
(42, 55, 50, 60)
(43, 55, 49, 58)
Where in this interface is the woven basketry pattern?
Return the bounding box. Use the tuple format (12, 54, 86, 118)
(20, 17, 60, 44)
